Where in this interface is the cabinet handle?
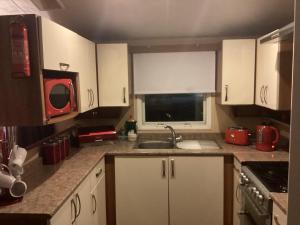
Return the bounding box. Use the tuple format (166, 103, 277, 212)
(260, 86, 265, 104)
(88, 89, 91, 107)
(71, 199, 77, 224)
(91, 89, 95, 107)
(75, 193, 81, 218)
(274, 215, 281, 225)
(123, 87, 126, 103)
(92, 194, 97, 214)
(70, 81, 76, 111)
(264, 85, 268, 104)
(96, 168, 103, 178)
(170, 159, 175, 178)
(59, 62, 70, 71)
(225, 85, 228, 102)
(162, 160, 166, 177)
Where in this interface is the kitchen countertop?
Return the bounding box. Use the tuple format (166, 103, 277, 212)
(0, 138, 289, 219)
(270, 192, 288, 214)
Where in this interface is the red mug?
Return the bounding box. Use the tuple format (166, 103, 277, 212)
(256, 125, 280, 151)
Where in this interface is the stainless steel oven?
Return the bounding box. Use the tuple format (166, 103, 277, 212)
(238, 162, 288, 225)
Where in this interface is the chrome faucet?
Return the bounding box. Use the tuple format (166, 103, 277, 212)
(164, 125, 179, 147)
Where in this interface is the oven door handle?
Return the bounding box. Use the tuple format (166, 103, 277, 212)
(238, 211, 247, 215)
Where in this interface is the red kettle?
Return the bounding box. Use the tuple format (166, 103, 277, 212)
(256, 125, 280, 151)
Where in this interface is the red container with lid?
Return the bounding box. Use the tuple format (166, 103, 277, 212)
(62, 135, 70, 158)
(57, 135, 70, 160)
(42, 141, 60, 165)
(225, 127, 250, 146)
(56, 138, 65, 160)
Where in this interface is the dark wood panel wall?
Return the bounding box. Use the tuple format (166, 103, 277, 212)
(0, 14, 45, 126)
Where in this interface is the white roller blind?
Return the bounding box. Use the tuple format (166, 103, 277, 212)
(133, 51, 216, 94)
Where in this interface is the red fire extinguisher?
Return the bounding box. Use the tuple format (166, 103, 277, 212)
(9, 16, 31, 78)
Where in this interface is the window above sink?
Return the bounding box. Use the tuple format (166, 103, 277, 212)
(136, 94, 212, 130)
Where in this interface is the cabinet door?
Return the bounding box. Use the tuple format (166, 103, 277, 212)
(75, 176, 92, 225)
(272, 203, 287, 225)
(169, 157, 224, 225)
(115, 157, 169, 225)
(256, 38, 280, 110)
(97, 44, 129, 107)
(50, 195, 76, 225)
(91, 176, 107, 225)
(221, 39, 256, 105)
(40, 17, 73, 71)
(74, 36, 98, 112)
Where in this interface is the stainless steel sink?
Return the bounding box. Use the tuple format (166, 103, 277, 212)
(137, 140, 174, 149)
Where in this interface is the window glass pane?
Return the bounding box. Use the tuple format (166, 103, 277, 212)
(144, 94, 204, 122)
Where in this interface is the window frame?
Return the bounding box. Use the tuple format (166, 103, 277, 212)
(136, 94, 212, 130)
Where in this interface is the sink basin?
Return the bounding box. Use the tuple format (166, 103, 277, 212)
(137, 140, 174, 149)
(176, 140, 220, 150)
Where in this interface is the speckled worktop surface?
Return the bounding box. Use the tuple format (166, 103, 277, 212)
(270, 192, 288, 214)
(0, 138, 289, 218)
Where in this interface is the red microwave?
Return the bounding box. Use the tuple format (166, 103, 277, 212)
(44, 79, 76, 118)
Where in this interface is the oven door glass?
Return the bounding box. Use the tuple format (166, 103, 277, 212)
(239, 213, 257, 225)
(49, 84, 70, 110)
(241, 189, 271, 225)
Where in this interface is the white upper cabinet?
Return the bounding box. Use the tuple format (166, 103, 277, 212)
(97, 43, 129, 107)
(39, 17, 75, 71)
(39, 17, 98, 113)
(255, 35, 293, 110)
(217, 39, 256, 105)
(72, 36, 98, 112)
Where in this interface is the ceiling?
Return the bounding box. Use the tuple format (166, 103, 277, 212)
(1, 0, 295, 42)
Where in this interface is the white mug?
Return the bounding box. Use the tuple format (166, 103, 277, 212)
(0, 170, 16, 189)
(9, 179, 27, 198)
(9, 145, 27, 175)
(0, 164, 27, 198)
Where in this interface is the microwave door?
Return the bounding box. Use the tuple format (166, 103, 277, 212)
(49, 84, 70, 112)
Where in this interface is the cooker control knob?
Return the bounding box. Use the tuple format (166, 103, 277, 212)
(239, 173, 247, 185)
(251, 187, 257, 193)
(258, 195, 264, 204)
(255, 191, 260, 198)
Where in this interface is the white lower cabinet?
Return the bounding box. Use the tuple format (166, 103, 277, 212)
(115, 157, 169, 225)
(91, 177, 107, 225)
(49, 194, 75, 225)
(49, 159, 106, 225)
(74, 176, 93, 225)
(169, 157, 224, 225)
(115, 156, 224, 225)
(272, 203, 287, 225)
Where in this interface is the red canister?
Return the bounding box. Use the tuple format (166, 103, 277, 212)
(42, 141, 60, 165)
(56, 138, 65, 160)
(62, 135, 70, 158)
